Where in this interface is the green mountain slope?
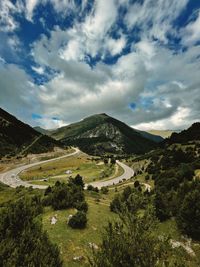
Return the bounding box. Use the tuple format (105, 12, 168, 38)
(136, 129, 164, 143)
(0, 108, 62, 158)
(50, 113, 158, 155)
(34, 126, 51, 135)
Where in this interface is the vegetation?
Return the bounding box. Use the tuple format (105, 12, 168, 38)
(165, 122, 200, 145)
(91, 205, 186, 267)
(68, 211, 87, 229)
(0, 196, 62, 267)
(20, 154, 115, 184)
(43, 176, 86, 211)
(142, 123, 200, 240)
(50, 113, 158, 155)
(0, 107, 62, 158)
(1, 120, 200, 266)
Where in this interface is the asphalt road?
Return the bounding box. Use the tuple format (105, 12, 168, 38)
(0, 148, 80, 189)
(85, 160, 134, 189)
(0, 150, 134, 190)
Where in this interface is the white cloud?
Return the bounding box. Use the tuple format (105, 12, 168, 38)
(51, 0, 119, 61)
(181, 10, 200, 47)
(32, 65, 45, 74)
(133, 107, 191, 130)
(0, 61, 39, 121)
(1, 0, 200, 131)
(125, 0, 189, 43)
(106, 36, 126, 56)
(33, 117, 67, 129)
(28, 6, 200, 129)
(25, 0, 39, 21)
(0, 0, 23, 32)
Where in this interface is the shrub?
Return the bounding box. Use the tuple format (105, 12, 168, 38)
(87, 185, 99, 192)
(75, 201, 88, 212)
(0, 197, 62, 267)
(73, 174, 84, 188)
(134, 180, 140, 188)
(101, 186, 109, 194)
(68, 211, 87, 229)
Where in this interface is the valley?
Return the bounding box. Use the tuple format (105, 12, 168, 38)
(0, 109, 200, 267)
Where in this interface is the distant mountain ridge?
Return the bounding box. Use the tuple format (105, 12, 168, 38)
(136, 129, 164, 143)
(166, 122, 200, 144)
(0, 108, 62, 158)
(34, 126, 51, 135)
(146, 130, 175, 139)
(50, 113, 160, 155)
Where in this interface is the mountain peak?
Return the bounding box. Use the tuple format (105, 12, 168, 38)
(50, 113, 158, 155)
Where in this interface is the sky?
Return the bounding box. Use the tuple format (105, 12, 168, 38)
(0, 0, 200, 130)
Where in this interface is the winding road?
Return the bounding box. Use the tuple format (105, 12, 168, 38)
(0, 148, 136, 189)
(86, 160, 134, 189)
(0, 148, 80, 189)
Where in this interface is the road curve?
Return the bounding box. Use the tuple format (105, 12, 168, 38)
(0, 151, 134, 190)
(0, 148, 80, 189)
(85, 160, 134, 189)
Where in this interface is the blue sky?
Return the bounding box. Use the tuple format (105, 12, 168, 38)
(0, 0, 200, 130)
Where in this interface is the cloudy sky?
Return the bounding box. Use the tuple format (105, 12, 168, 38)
(0, 0, 200, 130)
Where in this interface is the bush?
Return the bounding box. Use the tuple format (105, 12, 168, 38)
(87, 185, 99, 192)
(68, 211, 87, 229)
(101, 186, 109, 194)
(45, 182, 85, 210)
(134, 180, 140, 188)
(177, 189, 200, 240)
(73, 174, 84, 188)
(44, 186, 52, 195)
(0, 197, 62, 267)
(90, 209, 186, 267)
(75, 201, 88, 212)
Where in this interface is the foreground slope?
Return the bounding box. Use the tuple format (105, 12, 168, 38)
(0, 107, 62, 158)
(50, 113, 158, 155)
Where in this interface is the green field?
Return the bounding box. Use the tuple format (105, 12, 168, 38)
(42, 197, 116, 267)
(1, 180, 200, 267)
(20, 154, 118, 185)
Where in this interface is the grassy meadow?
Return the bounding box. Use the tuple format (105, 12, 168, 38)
(19, 154, 125, 186)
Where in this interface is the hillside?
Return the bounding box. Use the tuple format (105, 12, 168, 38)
(136, 129, 164, 143)
(165, 122, 200, 145)
(34, 126, 51, 135)
(50, 113, 158, 155)
(0, 108, 62, 158)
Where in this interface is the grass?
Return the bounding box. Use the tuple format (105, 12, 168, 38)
(157, 219, 181, 240)
(42, 196, 116, 267)
(20, 154, 109, 182)
(1, 179, 200, 267)
(156, 219, 200, 267)
(20, 155, 125, 187)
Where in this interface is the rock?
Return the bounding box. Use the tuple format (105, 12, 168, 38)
(73, 255, 84, 261)
(89, 242, 98, 250)
(51, 216, 57, 225)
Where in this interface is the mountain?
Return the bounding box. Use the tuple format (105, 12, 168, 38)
(136, 130, 164, 143)
(34, 126, 51, 135)
(0, 108, 62, 158)
(166, 122, 200, 145)
(50, 113, 158, 155)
